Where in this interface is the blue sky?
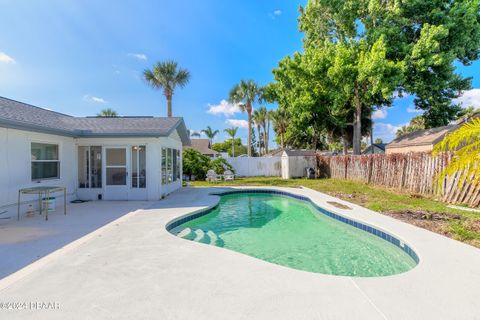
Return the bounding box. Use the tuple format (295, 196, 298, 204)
(0, 0, 479, 145)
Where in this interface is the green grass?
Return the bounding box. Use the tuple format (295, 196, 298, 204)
(189, 177, 480, 247)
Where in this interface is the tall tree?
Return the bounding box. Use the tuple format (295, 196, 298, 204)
(229, 80, 262, 157)
(252, 109, 264, 155)
(143, 60, 190, 117)
(201, 126, 219, 145)
(271, 108, 289, 148)
(97, 108, 118, 117)
(299, 0, 480, 128)
(224, 127, 238, 157)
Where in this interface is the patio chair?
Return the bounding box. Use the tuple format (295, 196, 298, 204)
(223, 170, 234, 181)
(206, 169, 218, 182)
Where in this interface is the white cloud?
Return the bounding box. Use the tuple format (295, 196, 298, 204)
(0, 52, 15, 64)
(453, 89, 480, 109)
(269, 9, 282, 19)
(372, 109, 387, 119)
(83, 95, 107, 104)
(207, 100, 242, 116)
(373, 122, 404, 143)
(128, 53, 147, 61)
(226, 119, 248, 128)
(407, 106, 422, 113)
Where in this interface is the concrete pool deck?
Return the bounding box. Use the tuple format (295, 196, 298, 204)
(0, 186, 479, 319)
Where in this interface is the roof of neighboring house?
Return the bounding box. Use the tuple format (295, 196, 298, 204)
(0, 96, 190, 145)
(185, 139, 219, 156)
(386, 125, 458, 149)
(362, 143, 386, 154)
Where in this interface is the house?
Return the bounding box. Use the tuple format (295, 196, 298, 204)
(0, 96, 190, 218)
(185, 139, 219, 157)
(386, 125, 458, 154)
(362, 143, 386, 154)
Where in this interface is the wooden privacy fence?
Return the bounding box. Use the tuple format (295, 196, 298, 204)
(317, 152, 480, 208)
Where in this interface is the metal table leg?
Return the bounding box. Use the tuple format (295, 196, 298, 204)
(38, 193, 42, 216)
(64, 187, 67, 215)
(17, 190, 21, 221)
(45, 190, 49, 221)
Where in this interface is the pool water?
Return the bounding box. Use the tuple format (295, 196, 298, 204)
(172, 192, 417, 277)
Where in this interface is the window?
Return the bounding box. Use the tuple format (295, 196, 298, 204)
(167, 148, 173, 182)
(161, 147, 181, 184)
(176, 149, 181, 180)
(78, 146, 102, 188)
(132, 146, 146, 188)
(172, 149, 177, 182)
(31, 143, 60, 180)
(161, 148, 167, 184)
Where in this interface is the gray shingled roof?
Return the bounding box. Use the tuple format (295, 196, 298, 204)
(185, 139, 219, 156)
(0, 96, 190, 144)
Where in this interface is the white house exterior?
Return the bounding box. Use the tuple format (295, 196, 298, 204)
(0, 97, 190, 219)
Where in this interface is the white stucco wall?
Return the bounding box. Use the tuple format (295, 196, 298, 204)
(0, 128, 184, 219)
(0, 128, 77, 219)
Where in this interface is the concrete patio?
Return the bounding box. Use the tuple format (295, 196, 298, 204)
(0, 187, 479, 319)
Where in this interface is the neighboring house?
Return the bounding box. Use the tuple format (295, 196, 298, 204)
(362, 143, 386, 154)
(386, 125, 458, 154)
(185, 139, 219, 157)
(0, 97, 190, 218)
(386, 114, 479, 154)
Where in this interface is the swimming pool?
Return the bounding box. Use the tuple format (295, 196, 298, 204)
(168, 190, 418, 277)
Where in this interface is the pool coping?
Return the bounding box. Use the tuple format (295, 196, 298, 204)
(166, 188, 419, 267)
(1, 186, 479, 319)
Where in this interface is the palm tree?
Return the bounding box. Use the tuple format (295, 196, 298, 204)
(143, 60, 190, 117)
(190, 131, 201, 138)
(97, 108, 118, 117)
(271, 109, 289, 148)
(434, 117, 480, 189)
(201, 126, 219, 145)
(252, 110, 264, 155)
(224, 127, 238, 157)
(229, 80, 261, 157)
(257, 107, 269, 155)
(266, 110, 272, 154)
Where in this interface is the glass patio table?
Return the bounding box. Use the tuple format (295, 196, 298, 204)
(17, 186, 67, 221)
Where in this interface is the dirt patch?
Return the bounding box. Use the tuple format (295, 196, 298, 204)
(327, 201, 352, 210)
(382, 210, 464, 236)
(328, 192, 369, 206)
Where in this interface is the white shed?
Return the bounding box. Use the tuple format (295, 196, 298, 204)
(280, 149, 317, 179)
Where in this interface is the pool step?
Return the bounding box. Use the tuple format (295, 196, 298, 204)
(193, 229, 211, 244)
(206, 230, 224, 247)
(177, 227, 196, 240)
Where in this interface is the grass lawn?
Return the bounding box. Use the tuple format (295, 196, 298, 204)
(189, 177, 480, 248)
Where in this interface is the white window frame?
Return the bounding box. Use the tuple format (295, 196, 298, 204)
(30, 141, 61, 181)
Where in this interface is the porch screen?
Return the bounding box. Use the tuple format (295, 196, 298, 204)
(78, 146, 102, 188)
(132, 146, 146, 188)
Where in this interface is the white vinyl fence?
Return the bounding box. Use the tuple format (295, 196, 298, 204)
(225, 157, 282, 177)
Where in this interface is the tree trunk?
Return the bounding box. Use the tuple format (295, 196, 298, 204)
(257, 125, 262, 155)
(266, 119, 270, 153)
(370, 113, 374, 154)
(263, 125, 268, 155)
(247, 104, 252, 157)
(353, 84, 362, 155)
(342, 135, 348, 155)
(231, 137, 235, 157)
(281, 132, 285, 148)
(167, 95, 173, 117)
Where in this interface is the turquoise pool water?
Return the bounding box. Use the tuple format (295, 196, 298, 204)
(171, 192, 417, 277)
